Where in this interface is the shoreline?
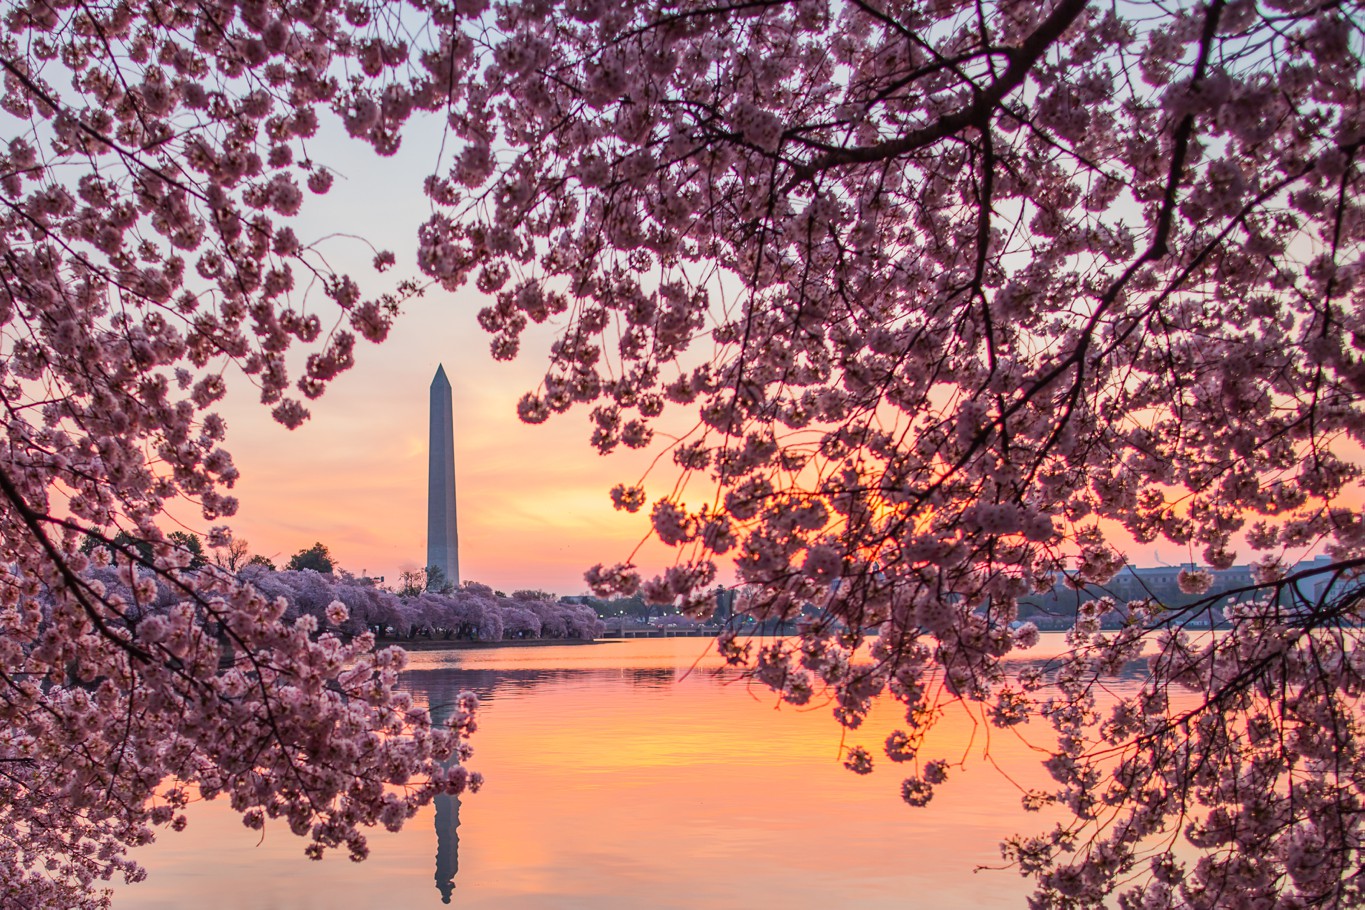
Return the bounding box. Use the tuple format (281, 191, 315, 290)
(379, 637, 615, 652)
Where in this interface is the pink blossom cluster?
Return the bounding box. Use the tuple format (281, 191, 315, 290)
(1001, 594, 1365, 909)
(0, 552, 481, 909)
(0, 0, 478, 902)
(241, 571, 603, 643)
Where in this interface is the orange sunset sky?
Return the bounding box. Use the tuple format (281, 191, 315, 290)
(177, 117, 686, 595)
(204, 310, 675, 596)
(185, 115, 1330, 595)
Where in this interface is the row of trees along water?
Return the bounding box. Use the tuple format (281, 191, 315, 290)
(80, 535, 603, 643)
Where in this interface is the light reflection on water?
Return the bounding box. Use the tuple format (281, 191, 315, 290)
(116, 634, 1141, 909)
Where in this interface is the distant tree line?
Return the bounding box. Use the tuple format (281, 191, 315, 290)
(241, 571, 601, 642)
(79, 534, 601, 643)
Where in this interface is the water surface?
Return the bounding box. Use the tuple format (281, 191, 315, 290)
(118, 637, 1092, 909)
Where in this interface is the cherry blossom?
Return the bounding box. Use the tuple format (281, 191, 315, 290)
(7, 0, 1365, 906)
(413, 2, 1365, 906)
(0, 0, 460, 903)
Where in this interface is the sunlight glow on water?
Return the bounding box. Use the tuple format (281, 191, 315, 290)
(115, 635, 1127, 909)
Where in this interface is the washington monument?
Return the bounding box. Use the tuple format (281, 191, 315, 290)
(427, 365, 459, 587)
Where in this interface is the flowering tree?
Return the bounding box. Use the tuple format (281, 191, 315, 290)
(0, 0, 486, 905)
(411, 2, 1362, 907)
(7, 0, 1364, 907)
(236, 569, 601, 642)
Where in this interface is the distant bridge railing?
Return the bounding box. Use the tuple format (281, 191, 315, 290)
(599, 627, 715, 638)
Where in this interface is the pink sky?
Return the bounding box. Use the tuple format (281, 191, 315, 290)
(197, 290, 686, 595)
(184, 117, 1328, 595)
(159, 118, 694, 595)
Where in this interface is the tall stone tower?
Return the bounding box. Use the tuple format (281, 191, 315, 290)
(427, 365, 459, 588)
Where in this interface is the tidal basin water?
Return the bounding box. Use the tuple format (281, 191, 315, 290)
(115, 636, 1091, 909)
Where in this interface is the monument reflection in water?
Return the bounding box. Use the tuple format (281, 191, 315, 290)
(424, 681, 462, 904)
(434, 790, 459, 903)
(391, 639, 1154, 910)
(121, 638, 1116, 909)
(409, 668, 475, 905)
(401, 659, 687, 906)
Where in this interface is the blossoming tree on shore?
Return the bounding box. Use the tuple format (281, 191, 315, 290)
(0, 0, 479, 904)
(238, 569, 602, 641)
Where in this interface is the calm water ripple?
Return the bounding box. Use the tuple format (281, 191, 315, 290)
(117, 635, 1125, 909)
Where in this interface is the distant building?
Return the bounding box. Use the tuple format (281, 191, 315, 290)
(1103, 563, 1255, 606)
(1287, 554, 1360, 610)
(1019, 557, 1360, 625)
